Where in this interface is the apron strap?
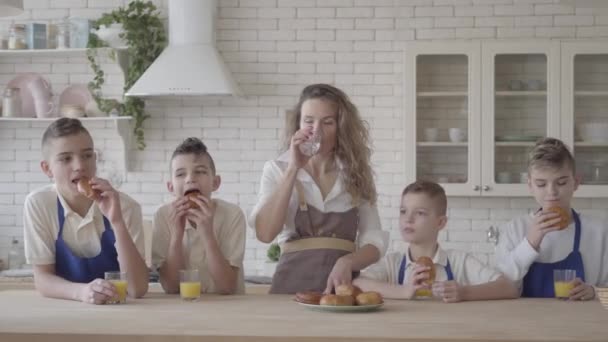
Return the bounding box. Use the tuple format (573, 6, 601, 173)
(57, 198, 65, 237)
(572, 209, 581, 252)
(281, 237, 355, 254)
(294, 181, 308, 211)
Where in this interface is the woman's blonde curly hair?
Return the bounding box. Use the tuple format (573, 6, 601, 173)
(282, 84, 377, 205)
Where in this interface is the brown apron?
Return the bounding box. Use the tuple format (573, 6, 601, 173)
(270, 181, 359, 294)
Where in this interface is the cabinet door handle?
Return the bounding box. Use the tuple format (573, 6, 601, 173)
(473, 185, 480, 191)
(483, 185, 490, 191)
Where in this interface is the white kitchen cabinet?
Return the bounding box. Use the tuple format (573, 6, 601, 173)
(404, 40, 561, 196)
(561, 41, 608, 197)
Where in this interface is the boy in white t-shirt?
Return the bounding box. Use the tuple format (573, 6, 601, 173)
(496, 137, 608, 300)
(24, 118, 148, 304)
(152, 137, 245, 294)
(355, 180, 518, 302)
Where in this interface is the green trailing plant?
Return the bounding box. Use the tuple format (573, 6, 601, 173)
(87, 1, 166, 150)
(267, 243, 281, 263)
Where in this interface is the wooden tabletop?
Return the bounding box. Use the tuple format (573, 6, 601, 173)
(0, 289, 606, 342)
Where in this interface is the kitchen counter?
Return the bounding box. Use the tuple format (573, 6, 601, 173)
(0, 288, 606, 342)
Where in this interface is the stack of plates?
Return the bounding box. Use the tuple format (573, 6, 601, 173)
(598, 288, 608, 310)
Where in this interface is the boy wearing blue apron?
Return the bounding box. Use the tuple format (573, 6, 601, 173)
(496, 138, 607, 300)
(355, 181, 519, 302)
(24, 118, 148, 304)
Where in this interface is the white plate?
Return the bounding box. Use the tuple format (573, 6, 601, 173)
(296, 301, 384, 313)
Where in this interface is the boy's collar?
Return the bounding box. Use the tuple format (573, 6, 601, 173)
(55, 185, 98, 221)
(406, 244, 449, 267)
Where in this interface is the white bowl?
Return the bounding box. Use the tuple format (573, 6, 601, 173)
(578, 122, 608, 142)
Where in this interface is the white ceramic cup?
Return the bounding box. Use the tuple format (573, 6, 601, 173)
(424, 128, 439, 142)
(497, 171, 511, 184)
(449, 128, 466, 142)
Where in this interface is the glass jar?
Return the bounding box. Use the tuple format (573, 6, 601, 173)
(56, 20, 70, 49)
(2, 87, 22, 117)
(8, 24, 27, 50)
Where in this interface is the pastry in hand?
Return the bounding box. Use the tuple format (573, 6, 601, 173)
(295, 291, 323, 305)
(319, 294, 354, 306)
(355, 291, 383, 306)
(335, 284, 362, 298)
(184, 189, 202, 209)
(416, 256, 436, 285)
(77, 177, 100, 199)
(545, 206, 570, 230)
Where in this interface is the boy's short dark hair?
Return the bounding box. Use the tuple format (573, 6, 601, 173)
(171, 137, 216, 174)
(41, 118, 91, 155)
(527, 137, 576, 175)
(402, 180, 447, 216)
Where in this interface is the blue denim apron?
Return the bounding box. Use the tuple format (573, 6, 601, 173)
(522, 209, 585, 298)
(55, 198, 120, 283)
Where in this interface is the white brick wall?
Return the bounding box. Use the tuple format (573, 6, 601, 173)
(1, 0, 608, 275)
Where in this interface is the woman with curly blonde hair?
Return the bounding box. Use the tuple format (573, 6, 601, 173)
(249, 84, 387, 294)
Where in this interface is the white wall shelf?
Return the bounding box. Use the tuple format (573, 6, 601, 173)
(574, 91, 608, 96)
(417, 91, 468, 97)
(495, 142, 536, 147)
(417, 142, 468, 147)
(574, 141, 608, 147)
(495, 91, 547, 96)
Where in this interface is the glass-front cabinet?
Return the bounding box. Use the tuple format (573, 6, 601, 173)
(561, 41, 608, 197)
(481, 41, 560, 196)
(404, 40, 561, 196)
(404, 41, 481, 196)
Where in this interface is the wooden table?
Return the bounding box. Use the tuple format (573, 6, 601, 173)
(0, 289, 606, 342)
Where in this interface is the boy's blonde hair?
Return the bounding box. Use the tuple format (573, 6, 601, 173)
(283, 83, 376, 205)
(402, 180, 447, 216)
(527, 137, 576, 175)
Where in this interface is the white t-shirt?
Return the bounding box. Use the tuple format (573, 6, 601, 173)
(24, 184, 145, 265)
(248, 152, 388, 253)
(362, 245, 501, 286)
(152, 198, 246, 294)
(495, 212, 608, 288)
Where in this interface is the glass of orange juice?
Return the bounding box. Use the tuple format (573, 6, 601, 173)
(105, 271, 127, 304)
(553, 269, 576, 299)
(180, 269, 201, 302)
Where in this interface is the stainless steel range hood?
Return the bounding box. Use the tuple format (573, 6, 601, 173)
(125, 0, 242, 97)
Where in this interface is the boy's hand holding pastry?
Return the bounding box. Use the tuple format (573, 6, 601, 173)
(168, 197, 189, 238)
(187, 193, 216, 233)
(527, 209, 563, 251)
(403, 264, 432, 299)
(80, 177, 123, 225)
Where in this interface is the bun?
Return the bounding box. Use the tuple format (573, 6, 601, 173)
(546, 206, 570, 230)
(319, 294, 354, 306)
(355, 291, 383, 306)
(184, 189, 201, 209)
(335, 284, 362, 298)
(416, 256, 436, 284)
(77, 177, 99, 199)
(295, 291, 323, 305)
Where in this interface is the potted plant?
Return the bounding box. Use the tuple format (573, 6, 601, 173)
(264, 243, 281, 277)
(86, 1, 166, 150)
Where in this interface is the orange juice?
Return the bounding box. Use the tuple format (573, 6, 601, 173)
(554, 281, 574, 299)
(416, 289, 433, 298)
(108, 280, 127, 304)
(180, 281, 201, 301)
